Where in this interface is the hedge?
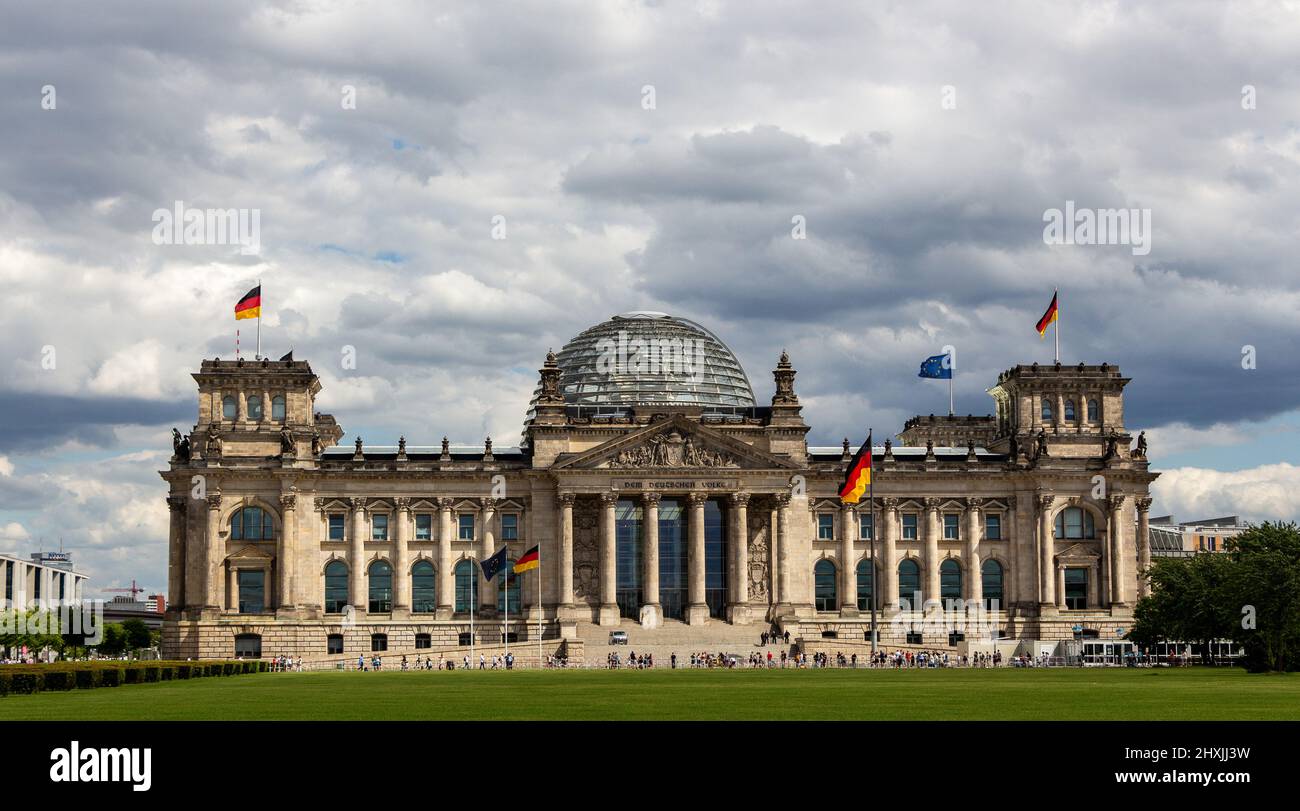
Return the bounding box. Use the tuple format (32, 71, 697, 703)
(0, 660, 260, 698)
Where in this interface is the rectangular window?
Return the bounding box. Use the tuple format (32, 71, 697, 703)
(458, 514, 475, 540)
(859, 513, 873, 540)
(328, 514, 345, 541)
(1064, 568, 1088, 610)
(4, 562, 11, 602)
(817, 513, 834, 540)
(943, 513, 959, 540)
(985, 514, 1002, 540)
(327, 635, 344, 655)
(414, 513, 432, 541)
(902, 514, 918, 540)
(237, 570, 265, 614)
(371, 514, 389, 541)
(501, 514, 518, 541)
(34, 571, 41, 600)
(906, 632, 923, 645)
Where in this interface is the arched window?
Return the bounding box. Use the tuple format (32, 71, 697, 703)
(231, 506, 275, 541)
(981, 559, 1004, 609)
(856, 559, 875, 612)
(455, 559, 478, 613)
(324, 561, 348, 613)
(222, 395, 237, 420)
(411, 561, 436, 613)
(1041, 397, 1053, 421)
(814, 560, 837, 612)
(498, 561, 521, 614)
(940, 559, 962, 605)
(1054, 507, 1096, 539)
(271, 395, 286, 421)
(368, 560, 392, 613)
(898, 559, 921, 610)
(1064, 399, 1076, 421)
(247, 393, 263, 420)
(1087, 399, 1099, 421)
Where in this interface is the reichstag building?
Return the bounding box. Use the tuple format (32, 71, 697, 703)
(161, 312, 1158, 661)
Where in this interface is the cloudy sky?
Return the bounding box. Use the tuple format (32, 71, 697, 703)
(2, 0, 1298, 596)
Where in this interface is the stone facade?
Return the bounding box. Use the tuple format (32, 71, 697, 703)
(161, 343, 1157, 660)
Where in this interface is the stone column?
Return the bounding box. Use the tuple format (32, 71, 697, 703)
(1108, 495, 1127, 607)
(263, 565, 274, 611)
(685, 492, 709, 625)
(205, 491, 223, 611)
(1056, 566, 1067, 609)
(227, 563, 238, 612)
(277, 491, 297, 611)
(1037, 494, 1056, 608)
(598, 492, 619, 626)
(1136, 496, 1152, 598)
(1055, 392, 1065, 432)
(349, 497, 367, 612)
(923, 497, 941, 609)
(1088, 560, 1100, 607)
(480, 498, 497, 613)
(642, 492, 661, 625)
(393, 498, 411, 614)
(881, 498, 899, 611)
(775, 493, 792, 614)
(965, 497, 983, 605)
(436, 498, 454, 618)
(769, 501, 781, 605)
(236, 388, 248, 421)
(167, 495, 186, 611)
(556, 493, 575, 614)
(729, 492, 750, 623)
(839, 502, 858, 615)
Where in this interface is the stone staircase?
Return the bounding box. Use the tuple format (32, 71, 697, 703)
(578, 617, 792, 665)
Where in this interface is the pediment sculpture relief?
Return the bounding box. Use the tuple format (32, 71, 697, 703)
(610, 431, 739, 469)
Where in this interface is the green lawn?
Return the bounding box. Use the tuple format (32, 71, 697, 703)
(1, 667, 1296, 720)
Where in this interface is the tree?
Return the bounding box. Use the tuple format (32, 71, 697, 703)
(95, 623, 127, 656)
(1225, 522, 1300, 672)
(1131, 553, 1235, 662)
(122, 618, 152, 652)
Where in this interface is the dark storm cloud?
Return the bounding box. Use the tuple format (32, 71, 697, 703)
(0, 393, 190, 453)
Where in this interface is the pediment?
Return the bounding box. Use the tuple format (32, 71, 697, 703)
(226, 544, 273, 562)
(552, 414, 801, 471)
(1056, 542, 1101, 562)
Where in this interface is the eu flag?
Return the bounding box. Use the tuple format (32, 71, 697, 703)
(480, 545, 509, 581)
(918, 353, 952, 379)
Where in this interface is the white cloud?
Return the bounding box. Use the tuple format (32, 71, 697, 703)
(1151, 463, 1300, 523)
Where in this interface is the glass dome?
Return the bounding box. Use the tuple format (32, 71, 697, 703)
(525, 312, 757, 423)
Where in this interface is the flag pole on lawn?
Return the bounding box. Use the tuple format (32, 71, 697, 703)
(868, 429, 877, 657)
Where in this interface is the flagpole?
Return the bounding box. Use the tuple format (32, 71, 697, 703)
(1054, 287, 1059, 364)
(256, 279, 262, 360)
(868, 429, 877, 657)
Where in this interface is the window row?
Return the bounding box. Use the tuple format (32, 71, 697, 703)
(816, 512, 1003, 541)
(322, 559, 520, 614)
(325, 512, 519, 542)
(221, 393, 287, 421)
(812, 558, 1006, 611)
(1040, 397, 1100, 423)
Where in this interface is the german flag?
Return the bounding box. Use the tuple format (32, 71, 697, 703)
(1035, 291, 1058, 336)
(838, 434, 872, 504)
(513, 545, 540, 574)
(235, 285, 261, 320)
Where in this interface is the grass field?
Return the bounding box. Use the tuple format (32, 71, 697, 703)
(1, 667, 1296, 721)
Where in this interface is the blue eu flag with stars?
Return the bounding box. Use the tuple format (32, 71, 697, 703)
(918, 353, 952, 379)
(480, 545, 509, 581)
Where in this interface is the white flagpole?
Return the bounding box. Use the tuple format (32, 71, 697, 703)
(256, 279, 262, 360)
(1054, 288, 1060, 364)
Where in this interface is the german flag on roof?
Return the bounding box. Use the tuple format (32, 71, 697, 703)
(513, 545, 540, 574)
(235, 284, 261, 320)
(838, 433, 872, 504)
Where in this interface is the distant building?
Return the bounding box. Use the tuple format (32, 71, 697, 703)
(1148, 515, 1248, 557)
(146, 594, 166, 613)
(1, 551, 87, 609)
(102, 595, 163, 630)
